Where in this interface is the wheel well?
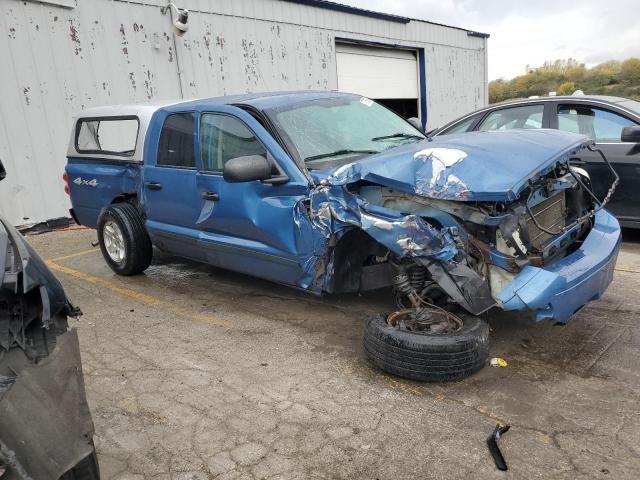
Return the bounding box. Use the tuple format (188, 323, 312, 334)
(329, 229, 391, 293)
(111, 193, 137, 204)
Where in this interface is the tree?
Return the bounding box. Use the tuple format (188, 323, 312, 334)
(488, 79, 508, 104)
(488, 57, 640, 104)
(557, 81, 577, 95)
(565, 64, 587, 83)
(620, 58, 640, 85)
(584, 61, 621, 88)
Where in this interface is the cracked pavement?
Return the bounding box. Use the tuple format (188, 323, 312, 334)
(29, 228, 640, 479)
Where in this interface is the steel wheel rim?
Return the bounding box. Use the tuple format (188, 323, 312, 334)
(103, 220, 126, 264)
(386, 309, 464, 335)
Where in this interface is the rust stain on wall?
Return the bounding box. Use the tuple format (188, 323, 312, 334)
(241, 38, 260, 85)
(23, 87, 31, 106)
(144, 69, 154, 99)
(68, 20, 81, 56)
(129, 72, 136, 92)
(120, 23, 130, 61)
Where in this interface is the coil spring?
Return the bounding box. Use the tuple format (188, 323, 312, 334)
(392, 273, 414, 296)
(408, 266, 427, 292)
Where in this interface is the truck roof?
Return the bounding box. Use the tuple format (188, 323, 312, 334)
(68, 91, 357, 162)
(76, 91, 351, 118)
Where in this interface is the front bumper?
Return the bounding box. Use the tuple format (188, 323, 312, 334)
(497, 209, 621, 323)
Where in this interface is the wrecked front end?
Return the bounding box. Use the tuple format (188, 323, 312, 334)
(0, 218, 98, 479)
(303, 129, 621, 324)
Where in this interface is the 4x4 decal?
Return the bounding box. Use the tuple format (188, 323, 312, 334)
(73, 177, 98, 187)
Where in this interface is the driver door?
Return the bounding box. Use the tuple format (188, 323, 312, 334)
(194, 107, 310, 285)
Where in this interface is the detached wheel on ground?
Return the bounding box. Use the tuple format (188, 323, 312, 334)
(363, 311, 490, 382)
(97, 203, 153, 275)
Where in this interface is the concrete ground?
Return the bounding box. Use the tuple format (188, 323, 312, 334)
(29, 228, 640, 480)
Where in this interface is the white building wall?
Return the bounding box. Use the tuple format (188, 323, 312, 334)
(0, 0, 487, 226)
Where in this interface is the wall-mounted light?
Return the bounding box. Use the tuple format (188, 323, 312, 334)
(161, 2, 189, 36)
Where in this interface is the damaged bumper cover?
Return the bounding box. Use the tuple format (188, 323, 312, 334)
(497, 209, 621, 322)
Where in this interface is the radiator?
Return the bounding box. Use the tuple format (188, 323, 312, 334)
(526, 192, 566, 250)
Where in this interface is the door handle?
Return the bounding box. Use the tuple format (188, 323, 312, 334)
(569, 157, 586, 165)
(145, 181, 162, 190)
(201, 191, 220, 201)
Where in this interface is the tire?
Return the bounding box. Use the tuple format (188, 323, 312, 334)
(363, 313, 490, 382)
(97, 203, 152, 276)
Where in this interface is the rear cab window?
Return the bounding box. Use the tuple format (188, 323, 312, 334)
(157, 112, 196, 168)
(75, 117, 139, 157)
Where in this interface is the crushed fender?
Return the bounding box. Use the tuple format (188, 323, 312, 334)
(297, 181, 462, 294)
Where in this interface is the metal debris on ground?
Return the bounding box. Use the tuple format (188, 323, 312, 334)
(487, 424, 511, 471)
(490, 357, 508, 368)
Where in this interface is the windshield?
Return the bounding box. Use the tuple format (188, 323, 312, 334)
(265, 96, 425, 169)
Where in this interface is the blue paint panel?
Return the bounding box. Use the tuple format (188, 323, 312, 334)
(65, 160, 140, 228)
(497, 209, 621, 322)
(310, 129, 593, 202)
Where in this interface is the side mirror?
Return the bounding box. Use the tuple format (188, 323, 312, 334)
(0, 159, 5, 181)
(223, 155, 272, 183)
(407, 117, 424, 133)
(621, 126, 640, 143)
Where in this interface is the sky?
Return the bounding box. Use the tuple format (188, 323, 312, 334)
(338, 0, 640, 80)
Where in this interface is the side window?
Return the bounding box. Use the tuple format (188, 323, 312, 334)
(557, 104, 638, 142)
(157, 112, 195, 168)
(76, 117, 139, 156)
(440, 116, 477, 135)
(200, 114, 267, 172)
(477, 105, 544, 131)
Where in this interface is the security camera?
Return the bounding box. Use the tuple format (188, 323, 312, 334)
(161, 3, 189, 36)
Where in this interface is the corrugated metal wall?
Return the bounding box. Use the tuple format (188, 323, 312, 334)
(0, 0, 487, 226)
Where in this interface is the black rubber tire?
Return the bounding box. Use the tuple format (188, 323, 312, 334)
(97, 203, 152, 276)
(363, 313, 490, 382)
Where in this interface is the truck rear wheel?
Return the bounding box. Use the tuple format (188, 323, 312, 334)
(363, 312, 489, 382)
(98, 203, 152, 275)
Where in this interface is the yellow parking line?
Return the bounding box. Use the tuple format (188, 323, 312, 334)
(615, 267, 640, 274)
(49, 248, 98, 262)
(46, 261, 231, 328)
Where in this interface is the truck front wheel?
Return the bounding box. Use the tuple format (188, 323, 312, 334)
(97, 203, 152, 275)
(363, 312, 489, 382)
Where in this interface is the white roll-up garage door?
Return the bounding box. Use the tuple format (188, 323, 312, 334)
(335, 43, 419, 99)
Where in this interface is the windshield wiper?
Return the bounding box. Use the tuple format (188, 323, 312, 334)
(371, 133, 424, 141)
(305, 149, 379, 162)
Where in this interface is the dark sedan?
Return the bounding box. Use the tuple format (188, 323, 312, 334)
(430, 95, 640, 228)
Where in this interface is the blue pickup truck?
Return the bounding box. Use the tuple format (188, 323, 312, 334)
(65, 92, 621, 381)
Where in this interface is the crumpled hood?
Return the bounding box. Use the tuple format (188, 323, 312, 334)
(311, 129, 593, 202)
